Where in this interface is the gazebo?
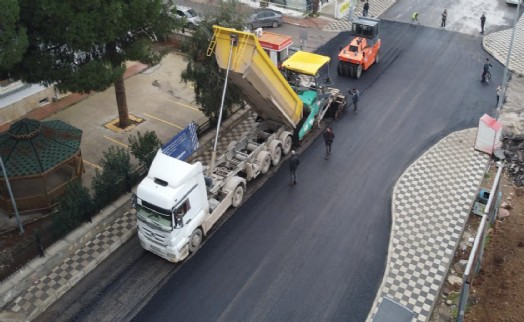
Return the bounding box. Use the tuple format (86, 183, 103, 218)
(0, 118, 84, 215)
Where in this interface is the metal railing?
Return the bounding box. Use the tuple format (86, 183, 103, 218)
(456, 163, 504, 321)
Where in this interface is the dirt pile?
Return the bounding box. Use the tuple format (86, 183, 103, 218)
(502, 133, 524, 186)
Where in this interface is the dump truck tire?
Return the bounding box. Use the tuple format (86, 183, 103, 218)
(257, 151, 271, 174)
(271, 144, 282, 166)
(231, 184, 244, 208)
(188, 228, 203, 253)
(280, 133, 293, 155)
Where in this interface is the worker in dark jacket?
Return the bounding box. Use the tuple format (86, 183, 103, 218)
(363, 1, 370, 17)
(288, 150, 300, 186)
(350, 88, 360, 113)
(323, 127, 335, 160)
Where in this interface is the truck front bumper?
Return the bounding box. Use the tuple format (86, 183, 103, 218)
(138, 230, 187, 263)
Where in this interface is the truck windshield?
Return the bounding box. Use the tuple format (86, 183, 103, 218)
(136, 204, 173, 231)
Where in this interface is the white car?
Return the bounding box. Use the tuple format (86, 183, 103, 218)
(172, 5, 202, 28)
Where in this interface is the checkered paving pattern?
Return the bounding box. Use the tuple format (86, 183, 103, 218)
(484, 16, 524, 76)
(4, 212, 136, 318)
(370, 129, 490, 322)
(322, 0, 396, 32)
(192, 112, 258, 166)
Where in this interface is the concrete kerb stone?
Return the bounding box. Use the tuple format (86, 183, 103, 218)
(0, 194, 132, 309)
(0, 311, 25, 322)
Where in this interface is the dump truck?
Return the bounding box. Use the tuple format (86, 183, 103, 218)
(133, 26, 346, 262)
(337, 17, 381, 78)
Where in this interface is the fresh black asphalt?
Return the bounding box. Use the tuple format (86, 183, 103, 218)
(133, 21, 498, 322)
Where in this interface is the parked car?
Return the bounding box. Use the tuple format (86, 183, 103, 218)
(172, 5, 202, 28)
(247, 9, 283, 30)
(505, 0, 522, 4)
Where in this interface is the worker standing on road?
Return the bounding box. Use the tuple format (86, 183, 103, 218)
(480, 14, 486, 34)
(363, 1, 370, 17)
(323, 127, 335, 160)
(481, 58, 492, 83)
(288, 150, 300, 186)
(441, 9, 447, 28)
(496, 85, 503, 107)
(350, 88, 360, 113)
(411, 12, 420, 27)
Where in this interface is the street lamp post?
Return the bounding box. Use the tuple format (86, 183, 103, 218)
(0, 157, 24, 234)
(496, 1, 521, 119)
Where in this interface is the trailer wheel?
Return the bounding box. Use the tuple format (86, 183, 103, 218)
(355, 64, 362, 79)
(281, 135, 293, 155)
(257, 151, 271, 174)
(232, 184, 244, 208)
(188, 228, 203, 253)
(271, 145, 282, 166)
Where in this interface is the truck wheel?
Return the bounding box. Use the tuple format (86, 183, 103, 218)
(375, 51, 380, 64)
(355, 65, 362, 79)
(281, 135, 293, 155)
(271, 145, 282, 166)
(232, 184, 244, 208)
(188, 228, 203, 253)
(257, 151, 271, 174)
(337, 64, 342, 75)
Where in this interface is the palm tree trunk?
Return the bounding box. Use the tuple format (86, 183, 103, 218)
(114, 76, 130, 128)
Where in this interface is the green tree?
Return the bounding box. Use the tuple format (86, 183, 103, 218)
(0, 0, 28, 71)
(10, 0, 179, 128)
(128, 130, 162, 170)
(180, 0, 248, 123)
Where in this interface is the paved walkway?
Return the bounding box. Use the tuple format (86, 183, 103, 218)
(368, 129, 490, 321)
(484, 14, 524, 76)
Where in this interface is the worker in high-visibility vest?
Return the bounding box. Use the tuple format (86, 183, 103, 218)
(411, 12, 420, 27)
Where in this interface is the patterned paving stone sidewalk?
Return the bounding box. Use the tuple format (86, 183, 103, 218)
(2, 211, 136, 321)
(368, 129, 490, 321)
(483, 15, 524, 75)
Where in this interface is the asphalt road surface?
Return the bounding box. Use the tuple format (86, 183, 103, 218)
(40, 20, 500, 322)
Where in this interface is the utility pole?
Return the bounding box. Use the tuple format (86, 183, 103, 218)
(0, 157, 24, 234)
(495, 1, 521, 120)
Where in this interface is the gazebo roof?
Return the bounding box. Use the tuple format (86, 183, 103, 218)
(0, 118, 82, 178)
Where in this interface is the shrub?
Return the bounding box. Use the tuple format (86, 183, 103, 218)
(92, 146, 131, 209)
(52, 181, 94, 238)
(128, 130, 162, 170)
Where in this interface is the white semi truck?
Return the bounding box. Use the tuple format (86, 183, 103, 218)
(134, 120, 292, 262)
(133, 26, 345, 262)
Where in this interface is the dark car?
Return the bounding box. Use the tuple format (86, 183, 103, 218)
(247, 9, 283, 30)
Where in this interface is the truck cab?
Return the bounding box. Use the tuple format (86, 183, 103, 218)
(134, 151, 209, 262)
